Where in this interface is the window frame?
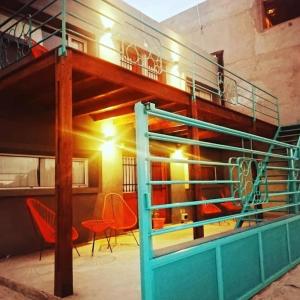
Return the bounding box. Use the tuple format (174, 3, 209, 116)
(0, 153, 89, 190)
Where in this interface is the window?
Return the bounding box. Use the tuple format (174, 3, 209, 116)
(123, 156, 137, 192)
(0, 156, 38, 188)
(120, 42, 162, 81)
(0, 155, 88, 189)
(121, 55, 134, 71)
(68, 35, 87, 52)
(262, 0, 300, 29)
(186, 77, 213, 101)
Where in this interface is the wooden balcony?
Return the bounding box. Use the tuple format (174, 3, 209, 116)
(0, 47, 276, 143)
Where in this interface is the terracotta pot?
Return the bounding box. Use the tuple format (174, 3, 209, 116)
(152, 217, 165, 229)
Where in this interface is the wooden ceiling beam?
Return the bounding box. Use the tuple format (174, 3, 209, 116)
(72, 50, 190, 105)
(198, 130, 225, 140)
(91, 105, 135, 121)
(73, 88, 148, 116)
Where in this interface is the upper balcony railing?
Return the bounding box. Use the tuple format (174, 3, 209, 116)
(0, 0, 280, 125)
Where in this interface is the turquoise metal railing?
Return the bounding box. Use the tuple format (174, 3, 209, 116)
(0, 0, 66, 67)
(234, 127, 281, 228)
(0, 0, 280, 125)
(135, 102, 299, 300)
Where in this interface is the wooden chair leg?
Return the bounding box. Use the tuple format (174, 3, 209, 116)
(131, 230, 139, 246)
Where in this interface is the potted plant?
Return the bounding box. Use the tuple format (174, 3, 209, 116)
(152, 210, 165, 229)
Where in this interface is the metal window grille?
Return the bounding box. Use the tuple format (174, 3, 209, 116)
(121, 56, 133, 71)
(123, 156, 137, 192)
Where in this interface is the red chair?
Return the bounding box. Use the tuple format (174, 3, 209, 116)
(200, 196, 222, 218)
(102, 193, 139, 247)
(219, 186, 241, 214)
(26, 197, 80, 260)
(24, 35, 48, 58)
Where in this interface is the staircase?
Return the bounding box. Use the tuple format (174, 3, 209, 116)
(235, 124, 300, 228)
(264, 124, 300, 218)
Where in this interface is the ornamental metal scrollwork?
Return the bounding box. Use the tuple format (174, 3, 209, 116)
(237, 157, 268, 207)
(0, 15, 31, 68)
(121, 42, 163, 76)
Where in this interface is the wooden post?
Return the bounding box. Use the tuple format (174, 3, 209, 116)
(189, 99, 204, 239)
(54, 52, 73, 297)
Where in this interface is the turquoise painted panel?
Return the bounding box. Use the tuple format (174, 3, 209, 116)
(262, 225, 289, 279)
(221, 235, 261, 300)
(289, 219, 300, 262)
(153, 249, 218, 300)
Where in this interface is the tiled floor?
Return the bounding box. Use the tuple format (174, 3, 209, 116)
(2, 221, 298, 300)
(0, 285, 29, 300)
(0, 222, 234, 299)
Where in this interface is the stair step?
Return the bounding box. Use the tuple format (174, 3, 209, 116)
(269, 200, 288, 203)
(278, 133, 300, 139)
(277, 139, 298, 144)
(268, 160, 289, 164)
(266, 174, 288, 178)
(272, 149, 289, 154)
(281, 124, 300, 131)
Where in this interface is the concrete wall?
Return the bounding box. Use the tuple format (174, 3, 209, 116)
(0, 109, 100, 256)
(162, 0, 300, 125)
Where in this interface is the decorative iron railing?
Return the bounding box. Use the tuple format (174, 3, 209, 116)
(135, 102, 300, 299)
(0, 0, 280, 125)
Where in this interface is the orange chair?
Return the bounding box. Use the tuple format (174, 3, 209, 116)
(219, 186, 241, 214)
(26, 197, 80, 260)
(102, 193, 139, 247)
(81, 219, 113, 256)
(24, 35, 48, 58)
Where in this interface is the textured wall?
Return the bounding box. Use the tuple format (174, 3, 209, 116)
(162, 0, 300, 125)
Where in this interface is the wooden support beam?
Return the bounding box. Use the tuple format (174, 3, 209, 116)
(73, 88, 147, 116)
(0, 51, 55, 92)
(73, 76, 121, 102)
(90, 103, 135, 121)
(198, 130, 225, 140)
(72, 50, 190, 105)
(189, 99, 204, 239)
(89, 96, 155, 121)
(54, 52, 73, 298)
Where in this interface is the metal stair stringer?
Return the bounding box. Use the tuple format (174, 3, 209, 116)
(235, 126, 282, 228)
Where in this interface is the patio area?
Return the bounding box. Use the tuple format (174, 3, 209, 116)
(0, 222, 235, 300)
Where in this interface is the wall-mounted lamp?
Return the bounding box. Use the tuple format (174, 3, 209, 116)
(100, 15, 114, 30)
(99, 121, 117, 157)
(100, 139, 115, 155)
(171, 148, 185, 159)
(101, 121, 116, 138)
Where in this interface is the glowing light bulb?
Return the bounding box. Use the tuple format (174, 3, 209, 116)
(171, 149, 184, 159)
(101, 121, 116, 138)
(100, 15, 114, 29)
(100, 140, 115, 155)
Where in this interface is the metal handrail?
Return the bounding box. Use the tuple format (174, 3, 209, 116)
(0, 0, 280, 125)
